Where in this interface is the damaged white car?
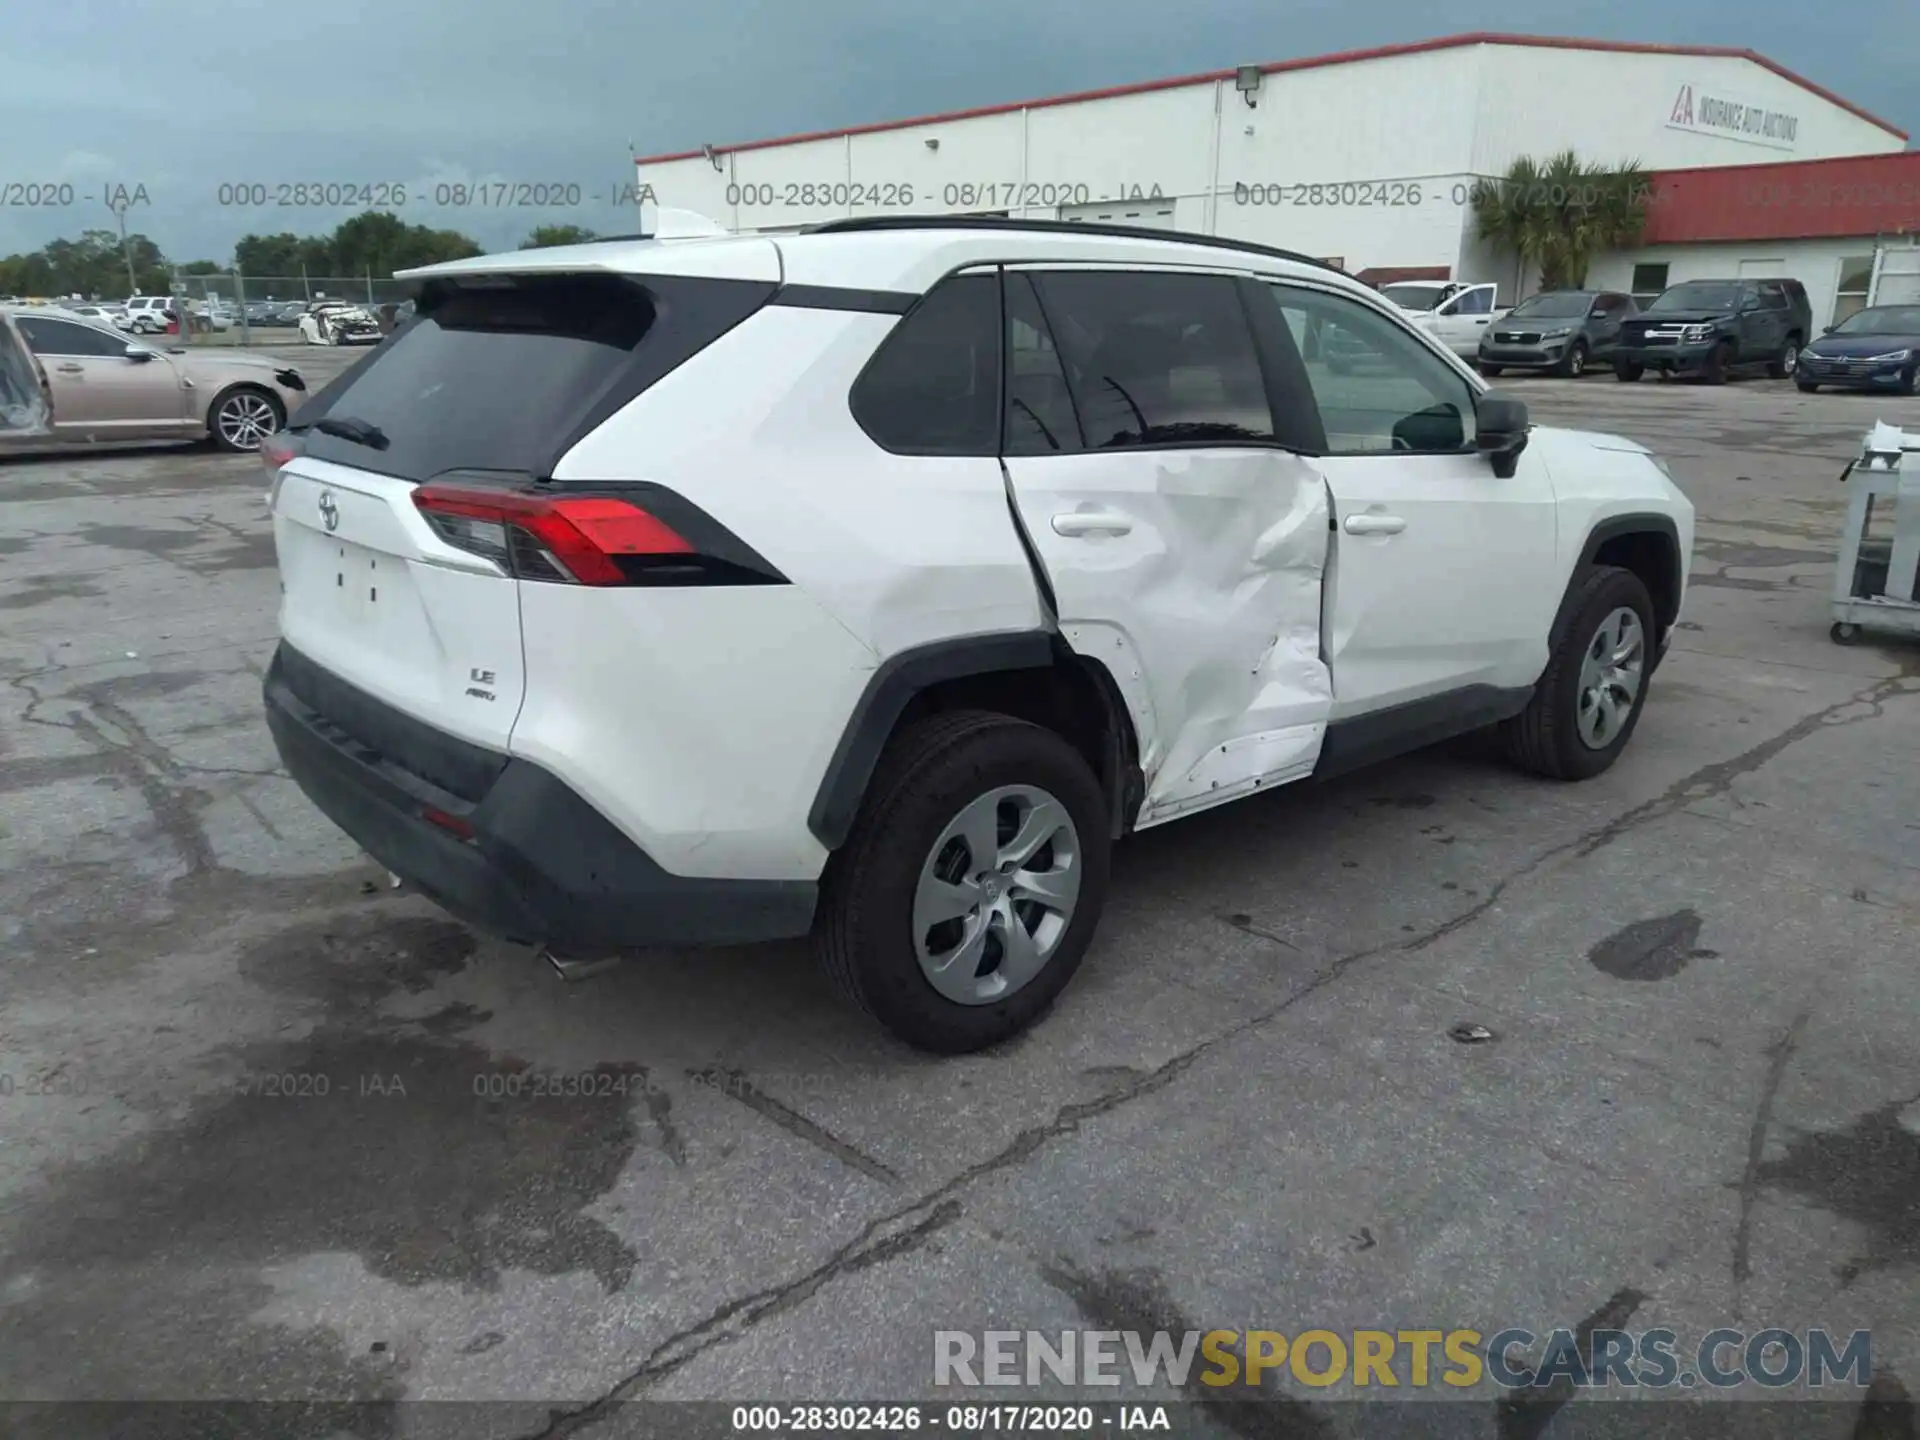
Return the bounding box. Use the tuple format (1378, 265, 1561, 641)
(0, 304, 305, 453)
(263, 219, 1693, 1054)
(296, 301, 383, 346)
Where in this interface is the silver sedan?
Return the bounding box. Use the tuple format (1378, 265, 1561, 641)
(0, 305, 307, 454)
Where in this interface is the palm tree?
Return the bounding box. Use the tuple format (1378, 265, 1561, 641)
(1470, 151, 1652, 292)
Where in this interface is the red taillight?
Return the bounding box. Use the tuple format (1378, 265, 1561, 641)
(260, 434, 299, 473)
(411, 484, 693, 586)
(421, 805, 475, 841)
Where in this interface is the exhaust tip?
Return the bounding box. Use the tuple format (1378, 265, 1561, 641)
(540, 946, 625, 982)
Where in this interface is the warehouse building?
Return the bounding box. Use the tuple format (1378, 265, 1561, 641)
(1588, 150, 1920, 331)
(631, 32, 1908, 288)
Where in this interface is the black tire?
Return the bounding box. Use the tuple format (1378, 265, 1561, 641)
(815, 710, 1111, 1054)
(1830, 622, 1862, 647)
(1501, 566, 1658, 781)
(1702, 339, 1734, 385)
(1767, 334, 1802, 380)
(1614, 360, 1644, 382)
(1797, 380, 1819, 393)
(1901, 365, 1919, 397)
(206, 384, 284, 453)
(1556, 340, 1588, 378)
(1479, 363, 1503, 378)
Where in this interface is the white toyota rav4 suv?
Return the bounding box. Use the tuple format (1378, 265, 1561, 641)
(262, 217, 1693, 1054)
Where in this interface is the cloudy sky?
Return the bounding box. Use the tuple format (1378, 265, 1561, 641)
(4, 0, 1913, 270)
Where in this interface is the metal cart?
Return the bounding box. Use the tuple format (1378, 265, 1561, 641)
(1830, 421, 1920, 646)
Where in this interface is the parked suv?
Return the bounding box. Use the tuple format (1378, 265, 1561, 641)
(1478, 289, 1637, 377)
(1612, 278, 1810, 383)
(262, 218, 1693, 1053)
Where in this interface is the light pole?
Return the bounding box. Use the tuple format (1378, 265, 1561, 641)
(106, 195, 138, 296)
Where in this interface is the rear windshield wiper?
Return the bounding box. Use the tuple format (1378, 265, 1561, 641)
(313, 415, 390, 450)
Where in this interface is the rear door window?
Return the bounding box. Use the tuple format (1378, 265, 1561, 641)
(1027, 270, 1276, 450)
(296, 271, 775, 483)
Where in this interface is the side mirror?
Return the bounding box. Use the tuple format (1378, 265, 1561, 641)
(1823, 325, 1837, 335)
(124, 344, 153, 362)
(1476, 392, 1530, 479)
(1589, 307, 1607, 318)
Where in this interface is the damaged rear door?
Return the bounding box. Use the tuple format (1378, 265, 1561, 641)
(999, 266, 1332, 828)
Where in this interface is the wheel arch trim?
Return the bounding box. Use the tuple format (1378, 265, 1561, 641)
(807, 630, 1055, 849)
(1569, 512, 1684, 656)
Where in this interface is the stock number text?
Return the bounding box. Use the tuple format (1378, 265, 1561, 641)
(730, 1404, 923, 1430)
(218, 182, 408, 208)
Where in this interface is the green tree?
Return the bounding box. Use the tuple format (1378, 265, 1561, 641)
(520, 224, 597, 249)
(0, 229, 168, 297)
(1470, 151, 1651, 291)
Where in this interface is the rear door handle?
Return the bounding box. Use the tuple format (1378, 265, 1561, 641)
(1052, 510, 1133, 537)
(56, 363, 83, 373)
(1343, 513, 1406, 536)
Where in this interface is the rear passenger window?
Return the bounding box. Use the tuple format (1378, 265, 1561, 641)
(1028, 271, 1276, 450)
(850, 274, 1000, 455)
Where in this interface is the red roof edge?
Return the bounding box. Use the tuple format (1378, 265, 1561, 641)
(632, 32, 1906, 166)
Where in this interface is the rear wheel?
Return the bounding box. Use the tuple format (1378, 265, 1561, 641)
(1614, 360, 1643, 382)
(1767, 335, 1801, 379)
(816, 711, 1110, 1053)
(1501, 566, 1657, 781)
(208, 385, 283, 453)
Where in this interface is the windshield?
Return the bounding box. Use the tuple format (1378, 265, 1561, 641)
(1507, 293, 1594, 320)
(1380, 284, 1444, 311)
(1833, 306, 1920, 336)
(1649, 282, 1741, 313)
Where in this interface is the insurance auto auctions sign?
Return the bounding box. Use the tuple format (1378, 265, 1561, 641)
(1667, 84, 1800, 151)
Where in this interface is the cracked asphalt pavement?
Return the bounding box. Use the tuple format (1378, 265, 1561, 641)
(2, 351, 1917, 1438)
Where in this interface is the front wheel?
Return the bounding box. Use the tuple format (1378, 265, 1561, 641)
(1614, 360, 1644, 382)
(207, 385, 283, 453)
(1478, 362, 1503, 378)
(1702, 339, 1734, 385)
(1901, 365, 1920, 397)
(1557, 340, 1589, 378)
(1501, 566, 1657, 781)
(1797, 380, 1820, 393)
(816, 711, 1111, 1054)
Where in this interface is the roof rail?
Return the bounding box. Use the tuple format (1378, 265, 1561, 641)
(801, 214, 1341, 275)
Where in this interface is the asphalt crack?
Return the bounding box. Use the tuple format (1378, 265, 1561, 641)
(519, 1199, 964, 1437)
(1731, 1010, 1809, 1318)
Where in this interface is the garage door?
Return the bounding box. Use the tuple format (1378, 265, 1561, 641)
(1059, 199, 1177, 230)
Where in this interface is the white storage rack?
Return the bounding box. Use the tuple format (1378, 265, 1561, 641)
(1831, 421, 1920, 645)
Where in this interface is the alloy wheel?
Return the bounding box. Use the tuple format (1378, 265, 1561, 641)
(216, 392, 278, 451)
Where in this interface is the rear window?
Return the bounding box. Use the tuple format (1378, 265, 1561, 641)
(297, 271, 774, 482)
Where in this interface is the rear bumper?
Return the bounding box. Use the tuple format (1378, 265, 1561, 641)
(263, 644, 817, 950)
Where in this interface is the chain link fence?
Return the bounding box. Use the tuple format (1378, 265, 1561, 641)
(165, 273, 417, 345)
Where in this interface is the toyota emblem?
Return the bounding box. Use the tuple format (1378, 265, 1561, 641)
(318, 490, 339, 532)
